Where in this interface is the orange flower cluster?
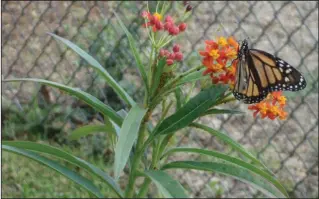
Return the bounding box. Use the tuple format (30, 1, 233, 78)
(199, 37, 239, 87)
(248, 91, 288, 120)
(199, 37, 289, 120)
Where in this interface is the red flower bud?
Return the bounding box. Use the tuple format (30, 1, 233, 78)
(173, 44, 180, 52)
(174, 52, 183, 61)
(164, 22, 173, 31)
(165, 15, 174, 23)
(178, 23, 187, 32)
(149, 16, 156, 25)
(168, 52, 175, 60)
(155, 20, 163, 30)
(141, 11, 150, 18)
(159, 49, 166, 57)
(164, 50, 170, 56)
(169, 26, 180, 35)
(166, 59, 174, 66)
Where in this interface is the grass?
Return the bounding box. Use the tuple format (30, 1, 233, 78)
(1, 140, 118, 198)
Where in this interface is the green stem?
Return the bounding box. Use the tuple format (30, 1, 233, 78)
(150, 65, 204, 108)
(137, 178, 152, 198)
(137, 132, 173, 197)
(150, 48, 159, 88)
(125, 123, 147, 198)
(161, 64, 204, 93)
(145, 45, 155, 107)
(160, 36, 175, 48)
(159, 100, 173, 122)
(137, 135, 163, 198)
(184, 82, 196, 104)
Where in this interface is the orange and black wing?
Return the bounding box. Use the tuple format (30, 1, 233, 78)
(233, 49, 306, 104)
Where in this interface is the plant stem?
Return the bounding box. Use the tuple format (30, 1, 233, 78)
(137, 178, 152, 198)
(159, 64, 204, 95)
(137, 136, 161, 198)
(125, 106, 155, 198)
(184, 81, 196, 103)
(145, 45, 155, 107)
(150, 65, 205, 109)
(125, 123, 147, 198)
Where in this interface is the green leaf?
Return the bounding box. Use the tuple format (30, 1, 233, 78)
(162, 148, 288, 197)
(3, 78, 123, 126)
(153, 85, 227, 136)
(69, 124, 116, 140)
(162, 161, 286, 198)
(190, 123, 274, 176)
(174, 88, 183, 109)
(114, 105, 147, 180)
(151, 58, 166, 97)
(143, 170, 188, 198)
(202, 108, 244, 116)
(159, 69, 209, 99)
(113, 12, 149, 94)
(48, 32, 135, 107)
(175, 69, 209, 86)
(2, 145, 104, 198)
(3, 141, 123, 198)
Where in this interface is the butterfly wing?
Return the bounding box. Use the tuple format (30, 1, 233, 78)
(233, 55, 268, 104)
(249, 49, 306, 92)
(233, 48, 307, 104)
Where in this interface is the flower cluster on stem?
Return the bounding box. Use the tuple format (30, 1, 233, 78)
(199, 36, 289, 120)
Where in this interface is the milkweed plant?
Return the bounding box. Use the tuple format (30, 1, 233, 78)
(3, 2, 289, 198)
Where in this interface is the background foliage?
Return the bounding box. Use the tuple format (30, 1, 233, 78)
(2, 1, 318, 198)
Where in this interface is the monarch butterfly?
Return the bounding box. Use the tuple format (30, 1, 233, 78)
(232, 39, 307, 104)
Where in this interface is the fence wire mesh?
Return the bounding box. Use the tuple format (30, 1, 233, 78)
(2, 1, 318, 198)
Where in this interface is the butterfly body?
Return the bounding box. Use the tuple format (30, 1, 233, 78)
(233, 39, 307, 104)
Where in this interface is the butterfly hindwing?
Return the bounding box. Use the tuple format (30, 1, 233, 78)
(233, 57, 268, 104)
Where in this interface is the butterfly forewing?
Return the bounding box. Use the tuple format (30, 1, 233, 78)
(250, 49, 307, 92)
(233, 55, 268, 104)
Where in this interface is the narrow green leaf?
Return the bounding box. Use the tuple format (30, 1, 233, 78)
(159, 69, 209, 98)
(117, 109, 128, 119)
(69, 124, 116, 140)
(48, 32, 135, 107)
(2, 145, 104, 198)
(162, 148, 288, 197)
(3, 141, 123, 197)
(143, 170, 188, 198)
(174, 88, 183, 109)
(116, 109, 136, 169)
(202, 108, 244, 116)
(151, 58, 166, 97)
(3, 78, 123, 126)
(190, 123, 274, 176)
(154, 85, 227, 136)
(175, 69, 209, 86)
(162, 161, 286, 198)
(104, 115, 118, 144)
(113, 12, 149, 93)
(114, 105, 147, 180)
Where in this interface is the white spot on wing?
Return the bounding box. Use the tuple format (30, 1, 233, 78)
(285, 77, 289, 82)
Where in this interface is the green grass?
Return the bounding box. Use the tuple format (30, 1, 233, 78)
(1, 141, 118, 198)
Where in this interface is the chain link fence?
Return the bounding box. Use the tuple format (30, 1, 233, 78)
(2, 1, 318, 198)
